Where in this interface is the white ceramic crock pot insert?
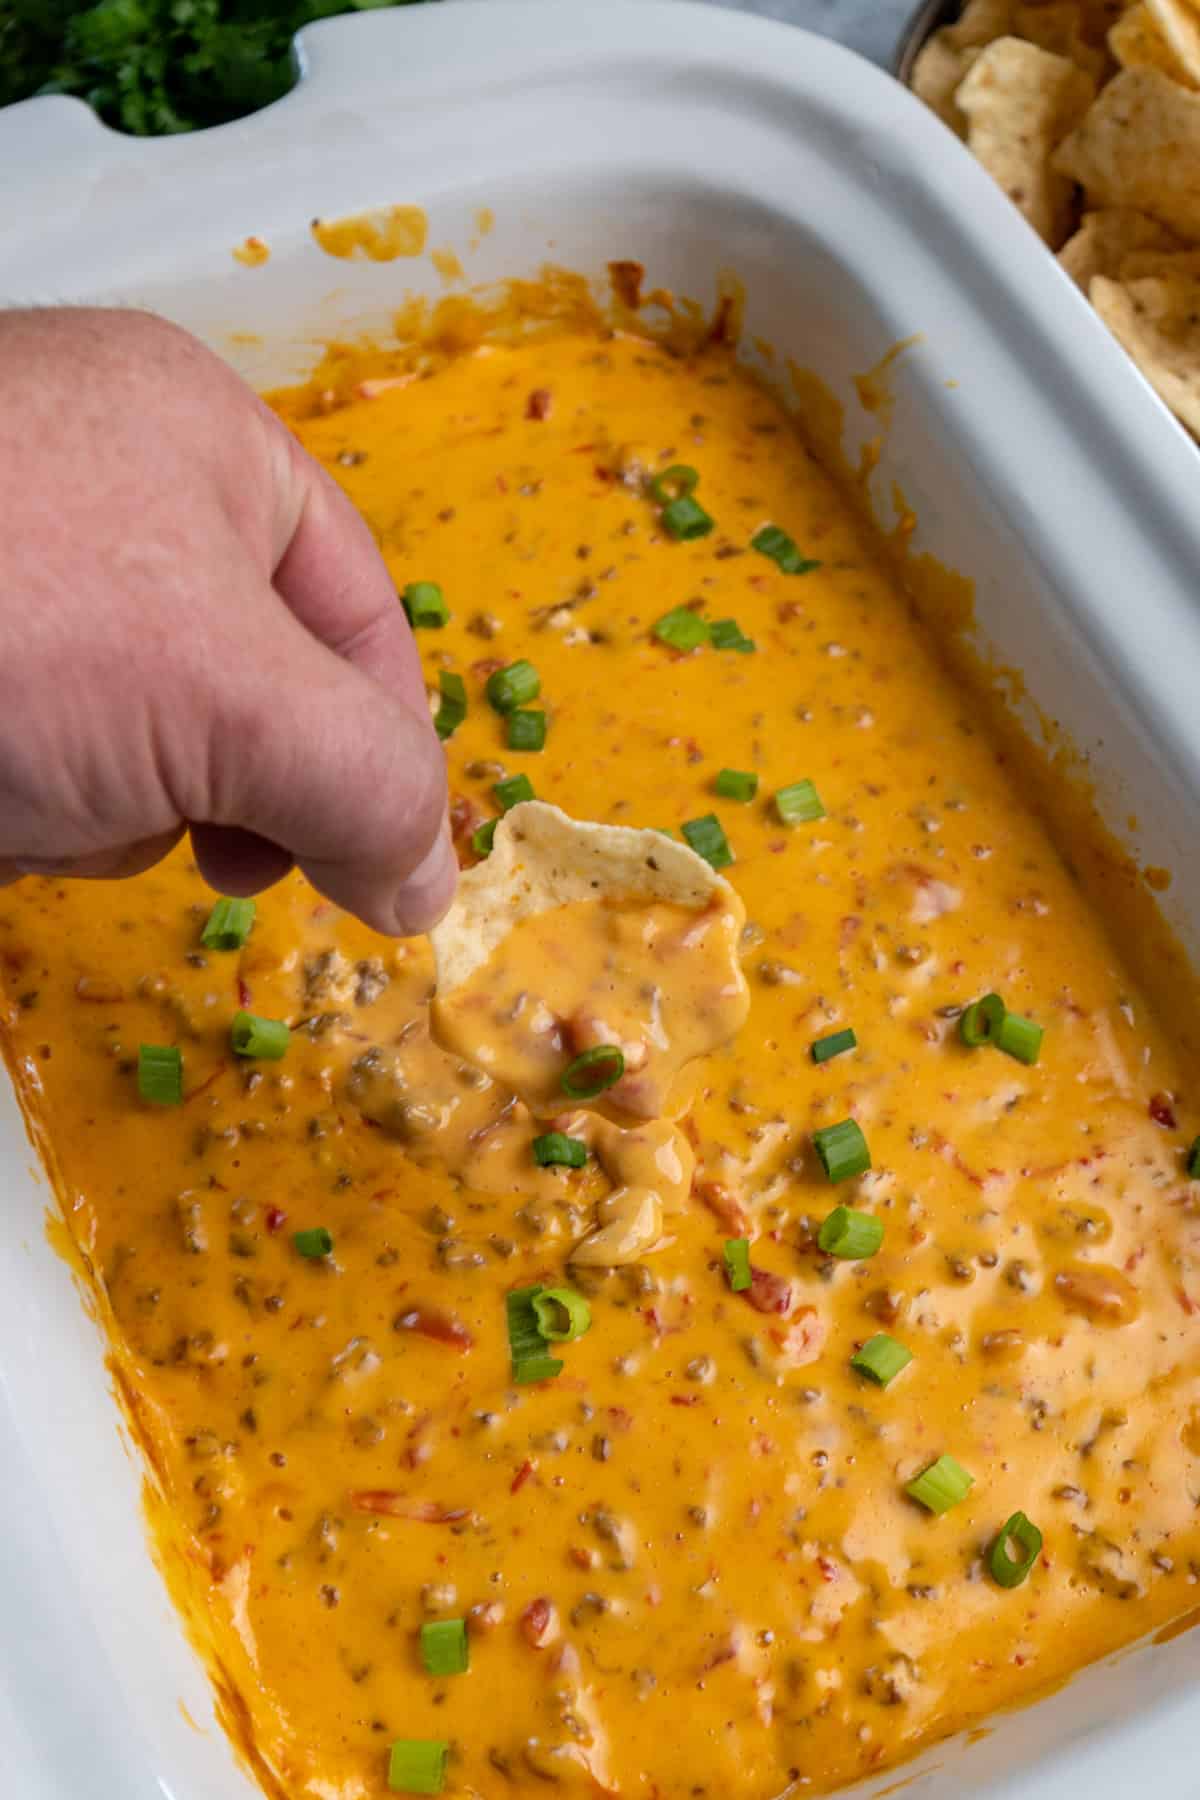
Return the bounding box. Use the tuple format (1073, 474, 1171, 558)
(2, 4, 1200, 1797)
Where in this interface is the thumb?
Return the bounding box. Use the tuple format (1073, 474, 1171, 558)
(194, 597, 455, 936)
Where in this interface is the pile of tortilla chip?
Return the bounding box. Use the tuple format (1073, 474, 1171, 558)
(911, 0, 1200, 436)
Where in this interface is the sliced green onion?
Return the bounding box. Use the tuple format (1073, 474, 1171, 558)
(532, 1286, 592, 1343)
(811, 1027, 856, 1065)
(775, 779, 825, 825)
(812, 1118, 871, 1184)
(471, 819, 498, 857)
(681, 813, 733, 870)
(648, 464, 700, 504)
(959, 993, 1005, 1048)
(532, 1131, 588, 1169)
(988, 1511, 1043, 1588)
(715, 768, 758, 802)
(661, 494, 714, 540)
(995, 1009, 1043, 1065)
(817, 1204, 883, 1259)
(419, 1618, 469, 1677)
(513, 1352, 565, 1384)
(905, 1453, 975, 1515)
(137, 1044, 182, 1106)
(293, 1227, 333, 1259)
(1188, 1136, 1200, 1179)
(200, 897, 255, 951)
(561, 1045, 625, 1098)
(751, 524, 821, 575)
(506, 1284, 547, 1366)
(724, 1237, 752, 1292)
(710, 618, 756, 653)
(850, 1332, 912, 1387)
(434, 670, 467, 742)
(493, 773, 535, 812)
(388, 1738, 448, 1795)
(486, 659, 540, 712)
(507, 709, 547, 752)
(653, 606, 709, 652)
(231, 1011, 290, 1060)
(402, 582, 449, 629)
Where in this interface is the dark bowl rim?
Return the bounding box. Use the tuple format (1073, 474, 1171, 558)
(893, 0, 965, 81)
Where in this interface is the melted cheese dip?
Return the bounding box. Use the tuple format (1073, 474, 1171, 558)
(3, 328, 1200, 1800)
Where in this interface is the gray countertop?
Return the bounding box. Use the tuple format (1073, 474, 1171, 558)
(697, 0, 917, 67)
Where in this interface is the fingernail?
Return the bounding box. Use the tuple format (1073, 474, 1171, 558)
(393, 823, 458, 935)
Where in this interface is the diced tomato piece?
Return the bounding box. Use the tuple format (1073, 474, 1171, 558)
(745, 1267, 794, 1315)
(394, 1306, 474, 1351)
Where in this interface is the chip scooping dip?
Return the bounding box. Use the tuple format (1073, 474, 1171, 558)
(429, 800, 750, 1122)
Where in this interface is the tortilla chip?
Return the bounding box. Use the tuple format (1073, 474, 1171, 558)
(1053, 67, 1200, 239)
(1077, 0, 1139, 44)
(957, 38, 1097, 245)
(1109, 1, 1198, 82)
(911, 0, 1013, 132)
(1145, 0, 1200, 79)
(1091, 271, 1200, 432)
(430, 800, 733, 996)
(1015, 2, 1109, 81)
(1121, 246, 1200, 277)
(912, 36, 986, 132)
(1057, 206, 1183, 288)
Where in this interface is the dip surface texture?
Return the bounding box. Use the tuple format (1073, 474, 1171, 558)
(3, 330, 1200, 1799)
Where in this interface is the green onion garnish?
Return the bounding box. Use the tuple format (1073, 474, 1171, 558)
(137, 1044, 183, 1106)
(532, 1286, 592, 1344)
(775, 779, 825, 825)
(402, 582, 449, 629)
(648, 464, 700, 505)
(988, 1511, 1043, 1588)
(506, 1284, 547, 1365)
(995, 1009, 1043, 1065)
(486, 659, 540, 712)
(507, 709, 547, 752)
(532, 1131, 588, 1168)
(817, 1204, 883, 1259)
(681, 813, 733, 869)
(905, 1453, 975, 1515)
(561, 1045, 625, 1098)
(714, 768, 758, 802)
(434, 670, 467, 742)
(959, 993, 1005, 1047)
(231, 1011, 290, 1060)
(661, 494, 714, 540)
(293, 1227, 333, 1259)
(419, 1618, 469, 1677)
(507, 1282, 589, 1381)
(388, 1738, 448, 1795)
(513, 1352, 565, 1384)
(723, 1237, 752, 1292)
(751, 524, 821, 574)
(850, 1332, 912, 1387)
(710, 618, 755, 653)
(811, 1027, 856, 1065)
(1188, 1136, 1200, 1179)
(812, 1118, 871, 1183)
(493, 773, 535, 812)
(471, 819, 498, 857)
(653, 606, 709, 652)
(200, 897, 255, 951)
(958, 993, 1043, 1064)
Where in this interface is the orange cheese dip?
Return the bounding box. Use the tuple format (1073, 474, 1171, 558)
(4, 327, 1200, 1800)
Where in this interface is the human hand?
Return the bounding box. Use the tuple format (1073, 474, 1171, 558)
(0, 306, 455, 936)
